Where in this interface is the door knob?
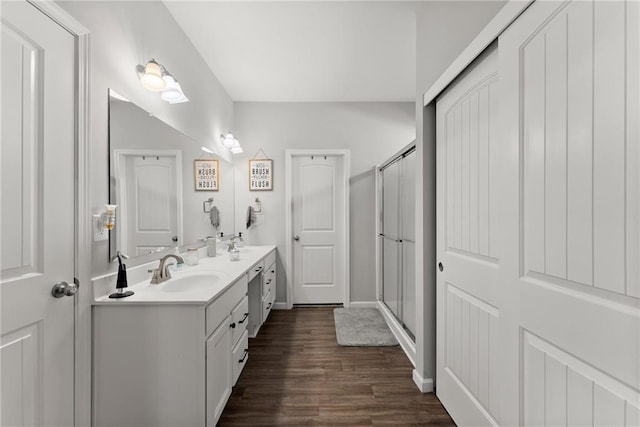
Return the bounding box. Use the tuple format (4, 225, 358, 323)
(171, 236, 178, 242)
(293, 235, 300, 241)
(51, 281, 78, 298)
(438, 262, 444, 272)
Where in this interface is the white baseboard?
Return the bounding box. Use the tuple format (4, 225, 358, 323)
(272, 302, 287, 310)
(377, 301, 416, 367)
(412, 369, 434, 393)
(348, 301, 378, 308)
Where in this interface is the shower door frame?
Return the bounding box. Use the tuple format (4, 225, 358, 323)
(376, 142, 417, 364)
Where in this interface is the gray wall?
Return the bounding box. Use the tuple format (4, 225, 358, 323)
(413, 0, 507, 385)
(58, 1, 235, 277)
(232, 102, 415, 304)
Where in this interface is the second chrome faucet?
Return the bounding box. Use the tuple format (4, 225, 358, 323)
(149, 254, 184, 284)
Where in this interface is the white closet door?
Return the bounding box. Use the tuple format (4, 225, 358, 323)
(436, 45, 501, 425)
(498, 0, 640, 424)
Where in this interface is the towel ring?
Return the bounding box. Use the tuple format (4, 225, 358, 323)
(203, 198, 214, 213)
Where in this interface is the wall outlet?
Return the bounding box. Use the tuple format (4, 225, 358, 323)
(93, 215, 108, 242)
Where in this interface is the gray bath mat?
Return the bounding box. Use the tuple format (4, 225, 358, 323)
(333, 308, 398, 346)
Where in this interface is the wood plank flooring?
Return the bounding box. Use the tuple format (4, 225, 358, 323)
(219, 307, 455, 426)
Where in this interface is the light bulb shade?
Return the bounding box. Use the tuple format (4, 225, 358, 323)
(160, 75, 189, 103)
(140, 60, 166, 92)
(230, 146, 244, 154)
(222, 133, 238, 148)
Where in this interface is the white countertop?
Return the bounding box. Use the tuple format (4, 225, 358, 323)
(93, 245, 276, 306)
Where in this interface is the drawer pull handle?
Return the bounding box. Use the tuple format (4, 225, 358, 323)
(238, 349, 248, 363)
(266, 279, 272, 284)
(255, 266, 262, 272)
(230, 322, 236, 329)
(271, 270, 275, 274)
(267, 302, 272, 310)
(238, 313, 249, 324)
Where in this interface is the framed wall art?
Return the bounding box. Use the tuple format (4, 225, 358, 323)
(249, 159, 273, 191)
(194, 159, 219, 191)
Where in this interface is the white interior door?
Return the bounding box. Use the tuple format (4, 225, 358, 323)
(120, 153, 180, 256)
(0, 1, 76, 425)
(436, 45, 501, 425)
(292, 155, 345, 304)
(499, 1, 640, 424)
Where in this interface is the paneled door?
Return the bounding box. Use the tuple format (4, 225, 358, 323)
(499, 0, 640, 425)
(436, 45, 501, 425)
(120, 153, 180, 256)
(0, 1, 76, 425)
(292, 155, 346, 304)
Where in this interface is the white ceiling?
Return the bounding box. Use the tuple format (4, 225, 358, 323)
(163, 1, 416, 102)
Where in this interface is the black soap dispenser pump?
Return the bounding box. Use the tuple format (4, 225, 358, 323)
(109, 253, 134, 299)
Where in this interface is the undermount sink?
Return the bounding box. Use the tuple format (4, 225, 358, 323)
(160, 272, 223, 293)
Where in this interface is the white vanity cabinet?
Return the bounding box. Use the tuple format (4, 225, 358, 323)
(262, 251, 276, 323)
(204, 275, 248, 426)
(92, 246, 277, 427)
(247, 250, 277, 337)
(93, 275, 248, 427)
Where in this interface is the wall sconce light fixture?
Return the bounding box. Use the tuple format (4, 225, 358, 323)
(136, 58, 189, 104)
(221, 133, 239, 148)
(221, 133, 244, 154)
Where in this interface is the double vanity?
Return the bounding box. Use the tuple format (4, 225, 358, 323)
(92, 245, 277, 427)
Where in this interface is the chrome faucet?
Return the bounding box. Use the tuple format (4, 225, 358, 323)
(149, 254, 184, 284)
(227, 235, 243, 251)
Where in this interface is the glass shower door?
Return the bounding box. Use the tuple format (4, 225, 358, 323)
(381, 159, 401, 319)
(401, 150, 416, 337)
(380, 147, 416, 340)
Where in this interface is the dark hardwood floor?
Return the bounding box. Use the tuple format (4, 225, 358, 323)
(219, 307, 455, 426)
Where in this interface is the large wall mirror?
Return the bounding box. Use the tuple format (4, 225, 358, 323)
(108, 89, 234, 262)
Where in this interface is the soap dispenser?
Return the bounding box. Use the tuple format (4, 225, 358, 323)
(216, 232, 224, 254)
(109, 253, 134, 299)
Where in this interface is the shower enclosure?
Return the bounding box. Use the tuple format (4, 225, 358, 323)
(379, 145, 416, 339)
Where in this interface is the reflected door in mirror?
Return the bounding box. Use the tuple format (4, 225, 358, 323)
(117, 152, 181, 256)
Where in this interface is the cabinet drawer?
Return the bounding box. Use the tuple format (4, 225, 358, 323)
(262, 263, 275, 298)
(264, 250, 276, 271)
(232, 330, 249, 385)
(206, 275, 248, 337)
(262, 274, 273, 298)
(262, 292, 274, 323)
(247, 260, 264, 282)
(231, 295, 249, 346)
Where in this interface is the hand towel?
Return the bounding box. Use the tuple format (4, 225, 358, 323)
(246, 206, 257, 229)
(209, 206, 220, 229)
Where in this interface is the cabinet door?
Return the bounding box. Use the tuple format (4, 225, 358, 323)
(231, 295, 249, 346)
(206, 318, 231, 427)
